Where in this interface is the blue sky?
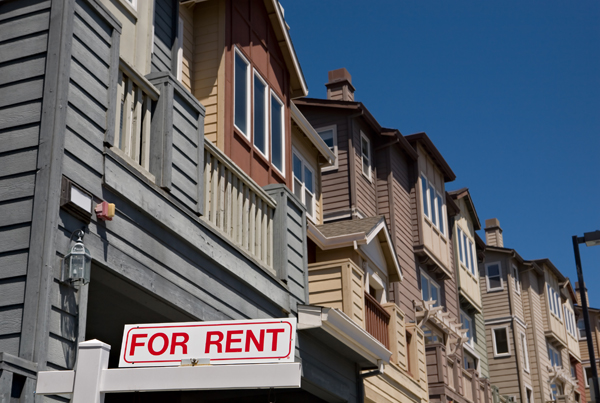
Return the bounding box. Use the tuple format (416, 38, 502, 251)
(281, 1, 600, 306)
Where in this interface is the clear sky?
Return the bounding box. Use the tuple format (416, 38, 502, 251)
(281, 1, 600, 307)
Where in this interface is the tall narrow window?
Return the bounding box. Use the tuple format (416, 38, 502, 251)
(253, 72, 268, 157)
(436, 193, 444, 234)
(361, 132, 371, 180)
(429, 183, 437, 227)
(270, 92, 284, 174)
(578, 319, 586, 339)
(234, 49, 250, 137)
(421, 175, 429, 218)
(486, 263, 503, 291)
(521, 332, 530, 372)
(585, 367, 593, 387)
(458, 227, 464, 263)
(493, 327, 510, 356)
(317, 125, 338, 171)
(292, 150, 315, 220)
(513, 265, 520, 294)
(467, 240, 475, 275)
(421, 270, 441, 307)
(460, 310, 474, 346)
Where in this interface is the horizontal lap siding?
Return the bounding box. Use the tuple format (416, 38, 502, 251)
(152, 0, 175, 73)
(485, 323, 519, 396)
(474, 312, 489, 377)
(171, 92, 202, 211)
(0, 0, 51, 356)
(286, 198, 307, 310)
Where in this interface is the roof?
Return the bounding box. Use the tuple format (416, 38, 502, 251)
(485, 246, 544, 274)
(448, 187, 481, 230)
(293, 98, 418, 160)
(308, 216, 403, 282)
(405, 132, 456, 182)
(445, 191, 460, 217)
(290, 103, 336, 166)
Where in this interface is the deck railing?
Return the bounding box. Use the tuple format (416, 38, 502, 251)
(463, 369, 474, 402)
(203, 140, 275, 269)
(364, 292, 390, 348)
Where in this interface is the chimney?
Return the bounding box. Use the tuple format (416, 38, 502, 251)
(485, 218, 504, 247)
(326, 68, 355, 101)
(575, 282, 589, 306)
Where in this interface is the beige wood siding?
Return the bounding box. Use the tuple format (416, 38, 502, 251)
(291, 125, 322, 224)
(191, 0, 225, 146)
(486, 323, 520, 397)
(416, 144, 449, 272)
(455, 198, 482, 309)
(179, 4, 194, 91)
(480, 254, 511, 319)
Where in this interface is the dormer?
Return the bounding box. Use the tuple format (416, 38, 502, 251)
(406, 132, 456, 280)
(178, 0, 307, 189)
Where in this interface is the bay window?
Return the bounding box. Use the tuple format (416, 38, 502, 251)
(420, 174, 445, 235)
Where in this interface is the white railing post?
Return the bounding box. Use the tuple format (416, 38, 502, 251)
(72, 339, 110, 403)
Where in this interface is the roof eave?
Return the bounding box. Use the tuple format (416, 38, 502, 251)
(405, 132, 456, 182)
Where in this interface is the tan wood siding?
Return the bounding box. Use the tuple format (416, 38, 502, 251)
(179, 4, 194, 91)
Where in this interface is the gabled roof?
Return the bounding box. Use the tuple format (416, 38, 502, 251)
(308, 216, 403, 282)
(485, 245, 544, 274)
(448, 187, 481, 230)
(405, 132, 456, 182)
(293, 98, 417, 160)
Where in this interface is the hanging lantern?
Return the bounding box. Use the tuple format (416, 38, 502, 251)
(62, 230, 92, 285)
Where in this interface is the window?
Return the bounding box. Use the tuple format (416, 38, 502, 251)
(271, 92, 284, 175)
(423, 326, 444, 344)
(292, 150, 315, 221)
(571, 364, 577, 379)
(551, 382, 564, 401)
(176, 17, 183, 82)
(460, 310, 474, 347)
(421, 270, 441, 307)
(361, 132, 371, 180)
(492, 327, 510, 356)
(547, 284, 562, 320)
(458, 227, 477, 276)
(578, 319, 587, 339)
(520, 332, 529, 372)
(463, 351, 478, 370)
(547, 343, 562, 368)
(513, 265, 520, 294)
(564, 306, 577, 339)
(115, 70, 152, 171)
(526, 387, 534, 403)
(234, 48, 250, 138)
(253, 72, 268, 157)
(420, 174, 445, 235)
(585, 367, 593, 388)
(317, 125, 338, 171)
(485, 262, 503, 291)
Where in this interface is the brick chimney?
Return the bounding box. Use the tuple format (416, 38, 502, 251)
(575, 282, 589, 306)
(325, 68, 355, 101)
(484, 218, 504, 247)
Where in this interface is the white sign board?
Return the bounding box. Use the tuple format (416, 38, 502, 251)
(119, 318, 296, 367)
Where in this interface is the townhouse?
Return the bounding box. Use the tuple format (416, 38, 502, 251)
(575, 284, 600, 403)
(297, 68, 494, 403)
(481, 219, 585, 403)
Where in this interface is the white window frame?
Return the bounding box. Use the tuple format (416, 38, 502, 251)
(485, 262, 504, 292)
(585, 367, 592, 388)
(547, 343, 562, 368)
(492, 326, 511, 357)
(547, 284, 562, 321)
(233, 46, 251, 140)
(578, 319, 587, 340)
(176, 16, 183, 82)
(458, 226, 477, 276)
(421, 174, 430, 220)
(292, 148, 316, 222)
(252, 70, 269, 159)
(460, 310, 474, 347)
(513, 265, 520, 295)
(316, 125, 338, 171)
(420, 269, 441, 307)
(420, 173, 446, 236)
(270, 90, 285, 177)
(360, 131, 372, 181)
(525, 386, 534, 403)
(520, 331, 530, 373)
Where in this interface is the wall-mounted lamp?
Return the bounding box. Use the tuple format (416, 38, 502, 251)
(60, 177, 93, 223)
(62, 230, 92, 285)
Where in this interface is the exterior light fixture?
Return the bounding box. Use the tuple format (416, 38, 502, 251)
(60, 177, 93, 223)
(583, 230, 600, 247)
(62, 230, 92, 285)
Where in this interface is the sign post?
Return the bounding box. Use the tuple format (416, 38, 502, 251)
(36, 319, 300, 402)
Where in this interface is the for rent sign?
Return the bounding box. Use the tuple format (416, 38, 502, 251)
(119, 318, 296, 367)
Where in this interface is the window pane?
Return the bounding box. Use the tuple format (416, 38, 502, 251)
(468, 241, 474, 274)
(437, 193, 444, 233)
(429, 184, 437, 226)
(319, 129, 334, 149)
(234, 52, 248, 135)
(293, 178, 302, 200)
(421, 175, 429, 218)
(458, 228, 464, 263)
(271, 95, 283, 172)
(463, 233, 470, 269)
(253, 75, 267, 154)
(305, 190, 314, 216)
(488, 264, 500, 278)
(421, 274, 430, 302)
(304, 167, 313, 193)
(431, 284, 440, 307)
(494, 328, 509, 354)
(578, 319, 586, 339)
(293, 154, 302, 180)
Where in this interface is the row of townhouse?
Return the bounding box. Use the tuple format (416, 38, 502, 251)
(0, 0, 592, 402)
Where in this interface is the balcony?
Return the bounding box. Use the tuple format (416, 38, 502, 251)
(364, 291, 391, 348)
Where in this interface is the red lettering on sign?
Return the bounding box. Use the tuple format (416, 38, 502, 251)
(148, 333, 169, 356)
(225, 330, 243, 353)
(266, 328, 285, 351)
(129, 333, 148, 356)
(170, 333, 189, 355)
(205, 331, 224, 353)
(245, 329, 265, 352)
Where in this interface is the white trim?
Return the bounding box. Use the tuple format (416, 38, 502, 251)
(520, 331, 530, 373)
(484, 315, 528, 329)
(485, 261, 504, 292)
(233, 47, 251, 140)
(292, 148, 316, 223)
(492, 326, 511, 357)
(314, 124, 338, 171)
(420, 269, 441, 307)
(360, 131, 372, 181)
(253, 70, 269, 159)
(270, 90, 285, 177)
(547, 342, 562, 368)
(176, 17, 183, 82)
(525, 385, 534, 403)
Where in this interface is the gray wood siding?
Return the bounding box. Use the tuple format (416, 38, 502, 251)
(0, 0, 52, 357)
(152, 0, 176, 73)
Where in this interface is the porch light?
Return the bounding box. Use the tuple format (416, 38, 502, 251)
(62, 230, 92, 285)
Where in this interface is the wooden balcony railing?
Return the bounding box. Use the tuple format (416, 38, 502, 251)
(463, 369, 474, 402)
(203, 140, 276, 270)
(364, 292, 390, 348)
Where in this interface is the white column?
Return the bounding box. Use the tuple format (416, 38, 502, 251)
(72, 339, 110, 403)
